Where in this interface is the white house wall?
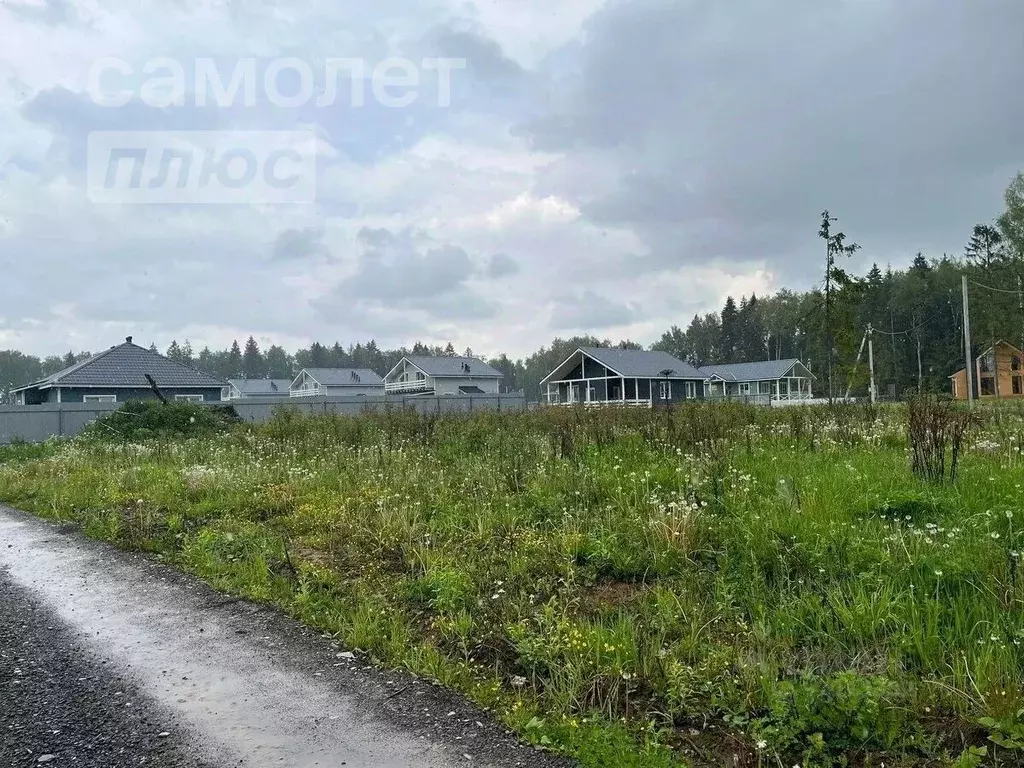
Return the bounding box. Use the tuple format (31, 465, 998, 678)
(432, 377, 500, 395)
(322, 385, 386, 397)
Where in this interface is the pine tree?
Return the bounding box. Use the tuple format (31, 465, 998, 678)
(166, 340, 182, 362)
(965, 224, 1006, 270)
(62, 350, 76, 368)
(227, 340, 243, 378)
(741, 293, 765, 360)
(242, 336, 263, 378)
(720, 296, 739, 363)
(443, 342, 456, 357)
(264, 346, 293, 379)
(819, 210, 861, 402)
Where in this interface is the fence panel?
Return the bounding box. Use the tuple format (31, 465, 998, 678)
(0, 394, 526, 444)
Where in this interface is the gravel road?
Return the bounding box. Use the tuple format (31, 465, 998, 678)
(0, 506, 570, 768)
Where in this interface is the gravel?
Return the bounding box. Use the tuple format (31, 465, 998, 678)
(0, 571, 213, 768)
(0, 506, 573, 768)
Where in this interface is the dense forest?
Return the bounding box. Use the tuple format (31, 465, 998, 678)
(4, 173, 1024, 403)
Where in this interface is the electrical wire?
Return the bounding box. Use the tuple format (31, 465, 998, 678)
(967, 277, 1024, 296)
(870, 301, 953, 337)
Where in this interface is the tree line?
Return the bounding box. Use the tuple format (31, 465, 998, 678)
(3, 172, 1024, 404)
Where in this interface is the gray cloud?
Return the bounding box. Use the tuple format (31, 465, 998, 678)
(315, 229, 497, 321)
(431, 25, 524, 81)
(525, 0, 1024, 282)
(486, 252, 519, 278)
(271, 227, 331, 261)
(551, 291, 637, 331)
(4, 0, 84, 27)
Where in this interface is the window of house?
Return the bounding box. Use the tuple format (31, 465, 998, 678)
(1014, 376, 1023, 396)
(587, 386, 596, 402)
(1013, 356, 1022, 372)
(738, 382, 751, 396)
(951, 378, 958, 397)
(659, 381, 670, 399)
(83, 394, 116, 403)
(758, 381, 771, 395)
(980, 377, 995, 396)
(685, 381, 696, 399)
(175, 394, 204, 402)
(981, 352, 995, 372)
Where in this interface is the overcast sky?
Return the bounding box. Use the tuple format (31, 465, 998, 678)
(2, 0, 1023, 359)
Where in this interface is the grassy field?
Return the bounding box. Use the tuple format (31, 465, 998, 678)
(1, 401, 1022, 767)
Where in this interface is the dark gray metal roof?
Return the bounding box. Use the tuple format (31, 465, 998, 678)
(228, 379, 292, 395)
(403, 356, 503, 378)
(698, 359, 813, 382)
(578, 347, 705, 379)
(13, 342, 226, 391)
(301, 368, 384, 386)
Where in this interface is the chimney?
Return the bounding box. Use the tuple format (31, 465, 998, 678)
(126, 336, 133, 344)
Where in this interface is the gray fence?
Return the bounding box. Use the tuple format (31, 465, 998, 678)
(0, 394, 526, 445)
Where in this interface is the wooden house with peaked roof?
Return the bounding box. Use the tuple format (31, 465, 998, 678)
(949, 340, 1024, 400)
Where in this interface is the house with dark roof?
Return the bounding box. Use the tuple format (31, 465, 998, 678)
(383, 356, 503, 396)
(289, 368, 385, 397)
(225, 379, 293, 400)
(11, 338, 227, 405)
(698, 359, 815, 403)
(540, 347, 706, 406)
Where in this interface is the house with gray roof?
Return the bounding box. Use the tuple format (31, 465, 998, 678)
(698, 359, 815, 403)
(225, 379, 293, 400)
(11, 338, 227, 405)
(289, 368, 385, 397)
(541, 347, 706, 406)
(383, 356, 503, 396)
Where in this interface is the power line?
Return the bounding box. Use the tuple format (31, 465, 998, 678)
(871, 301, 953, 338)
(967, 277, 1024, 296)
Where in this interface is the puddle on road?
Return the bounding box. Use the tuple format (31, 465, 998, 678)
(0, 511, 453, 768)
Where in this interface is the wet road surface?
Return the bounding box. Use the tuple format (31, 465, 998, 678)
(0, 507, 568, 768)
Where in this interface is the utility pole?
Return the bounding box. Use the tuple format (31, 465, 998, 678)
(845, 328, 868, 401)
(868, 323, 877, 404)
(1019, 274, 1024, 352)
(962, 275, 974, 408)
(890, 310, 898, 396)
(914, 313, 923, 393)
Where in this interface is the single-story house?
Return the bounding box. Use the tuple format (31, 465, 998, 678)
(289, 368, 385, 397)
(12, 337, 227, 404)
(224, 378, 293, 400)
(541, 347, 706, 405)
(698, 359, 815, 403)
(383, 356, 503, 396)
(949, 340, 1024, 399)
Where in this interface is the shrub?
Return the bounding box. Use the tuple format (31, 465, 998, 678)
(907, 395, 975, 483)
(79, 400, 240, 441)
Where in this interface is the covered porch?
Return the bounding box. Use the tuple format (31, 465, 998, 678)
(704, 375, 814, 404)
(542, 348, 657, 405)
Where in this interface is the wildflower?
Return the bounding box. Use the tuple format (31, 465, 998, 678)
(756, 739, 768, 750)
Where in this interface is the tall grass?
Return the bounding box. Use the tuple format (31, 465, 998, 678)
(2, 401, 1023, 767)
